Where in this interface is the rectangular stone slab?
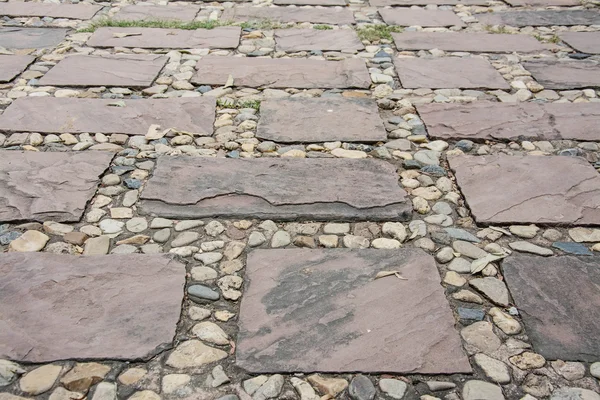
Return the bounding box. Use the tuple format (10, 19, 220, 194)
(391, 31, 544, 53)
(87, 27, 241, 49)
(394, 57, 509, 89)
(0, 2, 101, 19)
(559, 32, 600, 55)
(372, 0, 488, 5)
(0, 97, 216, 137)
(379, 9, 465, 27)
(220, 6, 355, 24)
(0, 151, 113, 223)
(192, 57, 370, 89)
(0, 253, 185, 363)
(0, 27, 67, 49)
(257, 97, 386, 143)
(503, 255, 600, 361)
(113, 5, 200, 22)
(505, 0, 580, 5)
(523, 61, 600, 89)
(38, 54, 168, 88)
(140, 157, 411, 221)
(0, 55, 34, 83)
(275, 29, 364, 52)
(418, 102, 600, 141)
(274, 0, 345, 5)
(237, 249, 472, 373)
(449, 154, 600, 225)
(475, 10, 600, 27)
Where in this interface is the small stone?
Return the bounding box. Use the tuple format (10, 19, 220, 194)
(20, 364, 62, 395)
(349, 375, 375, 400)
(205, 221, 225, 236)
(509, 225, 539, 238)
(174, 220, 204, 231)
(248, 231, 266, 247)
(444, 271, 466, 287)
(426, 381, 456, 391)
(463, 380, 505, 400)
(509, 352, 546, 370)
(194, 252, 223, 265)
(118, 368, 147, 385)
(378, 379, 407, 399)
(210, 365, 230, 388)
(458, 307, 485, 322)
(452, 290, 484, 304)
(448, 258, 471, 273)
(253, 374, 284, 399)
(128, 390, 160, 400)
(323, 223, 350, 235)
(331, 148, 367, 158)
(191, 266, 218, 282)
(0, 359, 25, 387)
(224, 240, 245, 260)
(474, 354, 511, 384)
(166, 340, 228, 368)
(90, 382, 116, 400)
(188, 285, 219, 302)
(172, 231, 200, 247)
(63, 232, 88, 246)
(307, 375, 348, 397)
(126, 218, 147, 233)
(162, 374, 191, 394)
(551, 388, 600, 400)
(551, 360, 586, 381)
(568, 227, 600, 242)
(244, 376, 268, 395)
(371, 237, 400, 249)
(99, 219, 124, 234)
(453, 240, 487, 259)
(150, 218, 173, 228)
(192, 321, 229, 345)
(470, 277, 510, 306)
(489, 307, 521, 335)
(382, 222, 407, 242)
(61, 363, 111, 392)
(509, 241, 553, 256)
(461, 321, 501, 354)
(318, 235, 338, 248)
(591, 362, 600, 379)
(552, 242, 592, 256)
(290, 377, 319, 400)
(435, 246, 454, 263)
(8, 230, 49, 252)
(43, 221, 74, 235)
(271, 230, 291, 248)
(189, 306, 211, 321)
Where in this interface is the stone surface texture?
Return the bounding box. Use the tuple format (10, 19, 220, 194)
(0, 27, 67, 49)
(275, 29, 364, 52)
(113, 5, 200, 21)
(221, 6, 355, 24)
(274, 0, 345, 4)
(372, 0, 487, 4)
(475, 10, 600, 27)
(559, 32, 600, 54)
(0, 55, 34, 83)
(0, 2, 101, 19)
(391, 32, 543, 53)
(523, 61, 600, 90)
(379, 9, 465, 27)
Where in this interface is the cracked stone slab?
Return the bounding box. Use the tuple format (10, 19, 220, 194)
(0, 27, 67, 49)
(475, 10, 600, 27)
(449, 154, 600, 225)
(38, 54, 168, 88)
(394, 57, 509, 89)
(275, 0, 345, 5)
(0, 55, 34, 83)
(0, 2, 101, 19)
(418, 102, 600, 141)
(191, 57, 370, 89)
(275, 29, 364, 52)
(379, 9, 465, 27)
(0, 97, 216, 136)
(257, 97, 386, 143)
(503, 255, 600, 361)
(87, 27, 241, 49)
(523, 60, 600, 89)
(0, 151, 113, 223)
(140, 157, 411, 221)
(113, 5, 200, 22)
(237, 249, 472, 373)
(0, 253, 185, 363)
(559, 32, 600, 55)
(391, 32, 543, 53)
(372, 0, 488, 5)
(220, 6, 355, 24)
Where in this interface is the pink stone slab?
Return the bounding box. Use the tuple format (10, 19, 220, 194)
(191, 57, 370, 89)
(378, 9, 465, 27)
(505, 0, 580, 6)
(113, 4, 200, 22)
(0, 54, 34, 83)
(372, 0, 488, 5)
(449, 154, 600, 225)
(275, 0, 345, 5)
(0, 253, 185, 363)
(275, 28, 364, 52)
(38, 54, 168, 88)
(475, 10, 600, 27)
(0, 27, 68, 49)
(237, 249, 472, 374)
(221, 6, 355, 24)
(0, 2, 101, 19)
(524, 60, 600, 89)
(559, 32, 600, 55)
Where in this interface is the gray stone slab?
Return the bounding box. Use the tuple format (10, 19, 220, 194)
(503, 255, 600, 361)
(275, 29, 364, 52)
(192, 57, 370, 89)
(237, 249, 472, 373)
(257, 97, 386, 143)
(524, 60, 600, 89)
(38, 54, 167, 88)
(113, 4, 200, 22)
(505, 0, 580, 5)
(394, 57, 509, 89)
(475, 10, 600, 27)
(372, 0, 488, 5)
(275, 0, 345, 5)
(560, 32, 600, 54)
(0, 97, 216, 136)
(0, 253, 185, 363)
(220, 6, 355, 24)
(0, 27, 67, 49)
(418, 102, 600, 141)
(140, 157, 411, 221)
(391, 31, 543, 53)
(0, 55, 34, 83)
(0, 2, 101, 19)
(87, 26, 241, 49)
(379, 9, 465, 27)
(0, 151, 113, 223)
(449, 154, 600, 225)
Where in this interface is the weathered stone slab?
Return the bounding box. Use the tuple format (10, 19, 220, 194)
(237, 249, 472, 373)
(221, 6, 355, 24)
(449, 154, 600, 225)
(38, 54, 167, 88)
(0, 97, 216, 136)
(0, 253, 185, 362)
(192, 57, 370, 89)
(275, 29, 363, 52)
(379, 9, 465, 27)
(140, 157, 411, 221)
(503, 255, 600, 361)
(418, 102, 600, 141)
(372, 0, 488, 5)
(0, 2, 101, 19)
(391, 31, 543, 53)
(0, 55, 34, 83)
(523, 60, 600, 89)
(394, 57, 509, 89)
(257, 98, 386, 143)
(275, 0, 344, 4)
(113, 5, 200, 22)
(0, 27, 67, 49)
(475, 10, 600, 27)
(87, 27, 241, 49)
(560, 32, 600, 55)
(505, 0, 580, 5)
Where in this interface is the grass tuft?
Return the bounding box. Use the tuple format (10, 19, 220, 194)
(240, 19, 286, 31)
(217, 99, 261, 110)
(484, 25, 512, 34)
(356, 25, 403, 42)
(313, 24, 333, 30)
(78, 18, 230, 33)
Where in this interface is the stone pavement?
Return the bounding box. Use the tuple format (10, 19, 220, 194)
(0, 0, 600, 400)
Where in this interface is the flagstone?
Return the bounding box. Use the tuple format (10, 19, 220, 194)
(275, 29, 363, 52)
(0, 97, 216, 137)
(237, 249, 471, 373)
(372, 0, 488, 5)
(0, 55, 34, 83)
(38, 54, 168, 88)
(140, 157, 411, 221)
(505, 0, 579, 5)
(0, 253, 185, 363)
(275, 0, 345, 5)
(394, 57, 509, 89)
(0, 151, 113, 223)
(418, 102, 600, 141)
(0, 2, 101, 19)
(379, 9, 465, 27)
(475, 10, 600, 27)
(503, 255, 600, 361)
(0, 27, 67, 49)
(220, 6, 355, 24)
(559, 32, 600, 54)
(523, 60, 600, 89)
(191, 57, 370, 89)
(448, 154, 600, 225)
(113, 5, 200, 22)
